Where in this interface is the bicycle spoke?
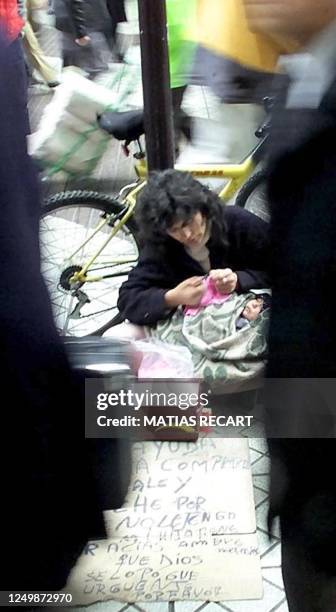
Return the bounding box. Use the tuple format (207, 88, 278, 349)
(40, 201, 138, 336)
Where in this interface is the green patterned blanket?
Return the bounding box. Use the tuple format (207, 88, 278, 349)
(146, 292, 269, 392)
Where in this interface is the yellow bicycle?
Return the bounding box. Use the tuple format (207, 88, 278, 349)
(40, 109, 268, 337)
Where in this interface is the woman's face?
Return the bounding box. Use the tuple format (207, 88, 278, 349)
(167, 212, 207, 247)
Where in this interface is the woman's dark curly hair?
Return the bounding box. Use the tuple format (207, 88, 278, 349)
(134, 169, 228, 251)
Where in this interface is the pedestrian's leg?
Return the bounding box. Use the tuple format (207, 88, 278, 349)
(22, 21, 58, 85)
(171, 85, 191, 144)
(104, 24, 124, 63)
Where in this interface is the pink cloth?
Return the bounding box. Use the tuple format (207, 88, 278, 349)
(184, 276, 230, 316)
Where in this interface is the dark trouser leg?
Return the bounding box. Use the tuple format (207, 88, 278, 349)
(171, 85, 192, 156)
(281, 518, 336, 612)
(104, 24, 124, 62)
(171, 85, 191, 141)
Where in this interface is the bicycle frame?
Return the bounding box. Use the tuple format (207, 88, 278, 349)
(68, 181, 146, 286)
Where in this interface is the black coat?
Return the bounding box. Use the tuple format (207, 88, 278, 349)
(1, 35, 129, 590)
(54, 0, 125, 37)
(265, 75, 336, 574)
(118, 206, 270, 326)
(267, 81, 336, 378)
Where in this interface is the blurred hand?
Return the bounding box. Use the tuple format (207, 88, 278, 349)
(75, 35, 91, 46)
(210, 268, 238, 294)
(165, 277, 206, 308)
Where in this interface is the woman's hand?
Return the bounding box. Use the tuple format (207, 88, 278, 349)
(165, 277, 205, 308)
(210, 268, 238, 294)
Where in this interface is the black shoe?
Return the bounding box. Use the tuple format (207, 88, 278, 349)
(48, 81, 60, 88)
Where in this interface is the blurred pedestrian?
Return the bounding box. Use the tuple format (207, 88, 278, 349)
(0, 29, 129, 590)
(244, 1, 336, 610)
(22, 0, 60, 88)
(23, 0, 45, 32)
(166, 0, 196, 148)
(54, 0, 119, 78)
(105, 0, 127, 62)
(179, 0, 295, 165)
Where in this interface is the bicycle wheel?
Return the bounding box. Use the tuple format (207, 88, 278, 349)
(40, 190, 139, 337)
(235, 171, 269, 222)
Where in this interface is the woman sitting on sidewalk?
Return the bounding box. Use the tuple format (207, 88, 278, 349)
(118, 169, 269, 327)
(114, 170, 270, 389)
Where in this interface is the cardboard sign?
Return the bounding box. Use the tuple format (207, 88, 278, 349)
(66, 438, 262, 603)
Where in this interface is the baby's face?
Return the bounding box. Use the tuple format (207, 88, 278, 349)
(242, 298, 263, 321)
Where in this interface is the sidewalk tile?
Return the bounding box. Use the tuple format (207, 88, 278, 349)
(217, 579, 282, 612)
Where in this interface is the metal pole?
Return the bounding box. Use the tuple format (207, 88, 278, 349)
(137, 0, 174, 171)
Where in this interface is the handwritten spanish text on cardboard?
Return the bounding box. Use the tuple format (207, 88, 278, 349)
(66, 438, 262, 603)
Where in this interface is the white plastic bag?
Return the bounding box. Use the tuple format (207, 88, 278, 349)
(29, 65, 140, 176)
(135, 339, 194, 379)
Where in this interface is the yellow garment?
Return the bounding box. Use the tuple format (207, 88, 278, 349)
(28, 0, 45, 7)
(23, 21, 58, 84)
(193, 0, 296, 74)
